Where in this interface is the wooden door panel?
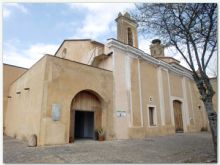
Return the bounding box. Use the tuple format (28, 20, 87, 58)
(173, 101, 183, 132)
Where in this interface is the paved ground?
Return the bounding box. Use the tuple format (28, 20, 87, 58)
(3, 132, 216, 163)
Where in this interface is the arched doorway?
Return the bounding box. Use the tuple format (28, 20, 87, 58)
(173, 100, 184, 133)
(69, 90, 102, 142)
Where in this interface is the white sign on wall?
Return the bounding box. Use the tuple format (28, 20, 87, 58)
(116, 111, 126, 117)
(52, 104, 61, 121)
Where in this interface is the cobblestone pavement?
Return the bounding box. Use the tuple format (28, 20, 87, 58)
(3, 132, 216, 163)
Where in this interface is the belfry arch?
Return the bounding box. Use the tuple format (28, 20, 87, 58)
(127, 27, 133, 46)
(69, 90, 103, 143)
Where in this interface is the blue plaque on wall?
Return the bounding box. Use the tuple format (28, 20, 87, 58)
(52, 104, 61, 121)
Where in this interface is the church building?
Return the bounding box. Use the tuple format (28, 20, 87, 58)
(4, 12, 216, 146)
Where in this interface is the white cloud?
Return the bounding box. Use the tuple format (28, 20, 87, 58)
(3, 41, 59, 68)
(67, 3, 192, 71)
(3, 8, 10, 18)
(139, 36, 151, 54)
(68, 3, 135, 40)
(206, 55, 217, 77)
(3, 3, 28, 18)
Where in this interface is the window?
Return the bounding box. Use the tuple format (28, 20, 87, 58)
(148, 106, 157, 126)
(127, 27, 133, 46)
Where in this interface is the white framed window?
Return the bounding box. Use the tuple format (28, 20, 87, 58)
(147, 105, 157, 127)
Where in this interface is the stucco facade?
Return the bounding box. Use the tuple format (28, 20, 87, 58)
(3, 64, 27, 131)
(5, 55, 113, 145)
(4, 12, 216, 146)
(106, 38, 211, 139)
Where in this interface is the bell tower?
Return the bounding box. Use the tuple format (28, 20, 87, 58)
(115, 12, 138, 48)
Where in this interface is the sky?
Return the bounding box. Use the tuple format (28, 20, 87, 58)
(2, 2, 217, 76)
(3, 3, 145, 68)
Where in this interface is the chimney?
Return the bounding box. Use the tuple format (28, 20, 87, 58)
(150, 39, 165, 57)
(150, 39, 180, 65)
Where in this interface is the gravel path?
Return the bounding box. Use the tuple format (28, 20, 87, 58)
(3, 132, 216, 163)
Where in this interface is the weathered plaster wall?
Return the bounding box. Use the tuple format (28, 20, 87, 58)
(96, 55, 113, 71)
(139, 60, 175, 137)
(55, 40, 104, 65)
(184, 78, 197, 132)
(3, 64, 27, 130)
(139, 60, 161, 134)
(112, 47, 176, 139)
(130, 58, 141, 127)
(112, 48, 131, 139)
(161, 69, 172, 125)
(190, 81, 208, 131)
(188, 78, 217, 132)
(5, 57, 47, 144)
(40, 55, 113, 145)
(169, 72, 183, 98)
(210, 78, 217, 112)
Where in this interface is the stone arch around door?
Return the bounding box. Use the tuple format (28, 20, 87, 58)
(69, 90, 103, 143)
(173, 100, 184, 133)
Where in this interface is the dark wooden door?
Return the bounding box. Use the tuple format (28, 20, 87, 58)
(173, 100, 183, 132)
(70, 91, 101, 143)
(74, 111, 94, 139)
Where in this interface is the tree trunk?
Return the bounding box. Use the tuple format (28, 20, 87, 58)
(194, 74, 217, 158)
(203, 97, 217, 158)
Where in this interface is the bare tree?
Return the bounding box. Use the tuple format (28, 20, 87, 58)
(132, 3, 217, 156)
